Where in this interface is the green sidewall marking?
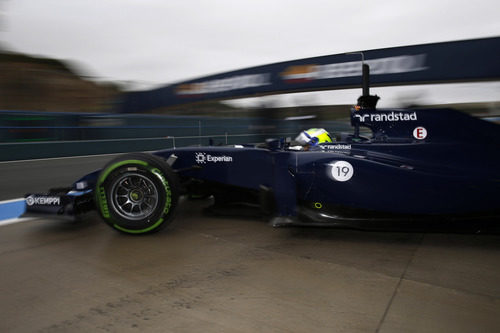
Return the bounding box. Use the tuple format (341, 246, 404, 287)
(96, 160, 148, 220)
(98, 186, 110, 218)
(151, 167, 172, 215)
(114, 218, 164, 234)
(96, 159, 173, 234)
(97, 160, 148, 185)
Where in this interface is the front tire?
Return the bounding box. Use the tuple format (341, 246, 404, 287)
(95, 153, 179, 234)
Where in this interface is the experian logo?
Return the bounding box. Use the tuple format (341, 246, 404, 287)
(195, 152, 233, 164)
(354, 112, 417, 122)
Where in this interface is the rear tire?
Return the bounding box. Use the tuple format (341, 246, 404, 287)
(95, 153, 179, 234)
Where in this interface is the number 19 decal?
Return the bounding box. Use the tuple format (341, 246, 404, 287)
(329, 161, 354, 182)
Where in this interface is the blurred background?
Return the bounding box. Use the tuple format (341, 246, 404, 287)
(0, 0, 498, 160)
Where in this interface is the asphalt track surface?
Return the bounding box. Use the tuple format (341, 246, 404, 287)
(1, 155, 500, 332)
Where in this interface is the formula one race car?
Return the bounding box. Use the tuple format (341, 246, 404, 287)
(24, 65, 500, 234)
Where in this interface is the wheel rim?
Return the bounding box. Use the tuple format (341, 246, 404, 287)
(110, 173, 159, 221)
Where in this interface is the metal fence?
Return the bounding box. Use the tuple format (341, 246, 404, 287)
(0, 110, 351, 161)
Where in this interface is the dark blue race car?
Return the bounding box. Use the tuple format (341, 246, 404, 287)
(24, 66, 500, 234)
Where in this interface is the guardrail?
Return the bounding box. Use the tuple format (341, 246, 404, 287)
(0, 110, 351, 161)
(0, 132, 300, 161)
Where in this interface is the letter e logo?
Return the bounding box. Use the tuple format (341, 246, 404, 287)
(413, 127, 427, 140)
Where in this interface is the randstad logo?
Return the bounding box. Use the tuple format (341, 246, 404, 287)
(354, 112, 417, 122)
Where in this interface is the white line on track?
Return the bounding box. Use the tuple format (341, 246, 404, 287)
(0, 217, 35, 227)
(0, 198, 25, 204)
(0, 152, 123, 164)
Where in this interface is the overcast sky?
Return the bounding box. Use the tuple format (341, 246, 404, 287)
(1, 0, 499, 107)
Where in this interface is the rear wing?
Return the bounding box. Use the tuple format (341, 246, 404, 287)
(350, 107, 500, 144)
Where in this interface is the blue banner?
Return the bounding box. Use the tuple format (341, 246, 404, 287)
(121, 37, 500, 113)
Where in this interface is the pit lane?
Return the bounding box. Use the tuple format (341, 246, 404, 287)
(1, 156, 500, 332)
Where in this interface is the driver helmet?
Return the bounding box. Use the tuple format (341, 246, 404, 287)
(295, 128, 333, 146)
